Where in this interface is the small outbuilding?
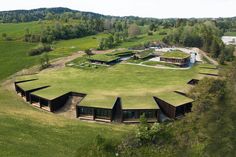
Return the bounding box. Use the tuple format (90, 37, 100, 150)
(160, 50, 190, 67)
(154, 92, 194, 119)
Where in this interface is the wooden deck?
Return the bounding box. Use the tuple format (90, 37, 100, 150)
(95, 118, 111, 123)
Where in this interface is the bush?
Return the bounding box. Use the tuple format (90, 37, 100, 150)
(148, 31, 153, 36)
(40, 53, 50, 70)
(28, 44, 52, 56)
(159, 31, 167, 35)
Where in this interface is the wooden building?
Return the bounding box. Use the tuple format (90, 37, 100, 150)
(160, 51, 191, 67)
(154, 92, 194, 119)
(14, 79, 50, 102)
(76, 95, 121, 123)
(120, 96, 160, 123)
(30, 90, 85, 112)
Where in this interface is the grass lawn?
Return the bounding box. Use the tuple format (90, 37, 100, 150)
(143, 61, 179, 68)
(17, 63, 201, 108)
(199, 68, 219, 75)
(199, 63, 217, 69)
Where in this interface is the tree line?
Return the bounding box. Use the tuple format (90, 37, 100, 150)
(163, 21, 235, 63)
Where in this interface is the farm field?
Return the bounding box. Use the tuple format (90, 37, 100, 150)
(16, 63, 202, 108)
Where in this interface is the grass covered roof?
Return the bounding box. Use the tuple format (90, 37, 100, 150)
(199, 68, 219, 76)
(199, 63, 217, 69)
(88, 54, 119, 63)
(161, 50, 190, 59)
(135, 49, 154, 59)
(121, 96, 159, 109)
(79, 95, 118, 109)
(156, 92, 194, 107)
(108, 50, 134, 57)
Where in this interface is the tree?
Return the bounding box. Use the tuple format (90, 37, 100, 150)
(84, 49, 93, 56)
(40, 52, 50, 70)
(128, 24, 140, 37)
(2, 33, 7, 39)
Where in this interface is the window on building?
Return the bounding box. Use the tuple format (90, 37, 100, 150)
(95, 109, 111, 118)
(79, 107, 93, 115)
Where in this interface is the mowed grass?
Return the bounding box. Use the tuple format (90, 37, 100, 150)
(0, 41, 38, 81)
(17, 64, 200, 108)
(0, 87, 131, 157)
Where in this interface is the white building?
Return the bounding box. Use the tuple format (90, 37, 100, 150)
(222, 36, 236, 45)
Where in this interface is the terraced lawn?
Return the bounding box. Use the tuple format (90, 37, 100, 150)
(16, 63, 202, 109)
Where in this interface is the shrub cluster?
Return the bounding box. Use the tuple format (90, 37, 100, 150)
(28, 44, 52, 56)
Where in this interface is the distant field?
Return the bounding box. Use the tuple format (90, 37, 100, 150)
(50, 33, 109, 57)
(0, 20, 81, 40)
(224, 31, 236, 36)
(0, 41, 37, 80)
(0, 21, 48, 40)
(117, 32, 165, 48)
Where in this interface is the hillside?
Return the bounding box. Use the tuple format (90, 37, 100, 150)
(0, 6, 236, 157)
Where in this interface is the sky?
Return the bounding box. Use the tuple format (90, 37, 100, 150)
(0, 0, 236, 18)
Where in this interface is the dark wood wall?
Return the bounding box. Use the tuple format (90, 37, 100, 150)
(154, 97, 176, 118)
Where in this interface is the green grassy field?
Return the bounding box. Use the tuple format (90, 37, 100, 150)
(17, 63, 200, 109)
(0, 21, 52, 40)
(50, 33, 109, 57)
(142, 61, 179, 67)
(117, 32, 165, 48)
(0, 41, 38, 80)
